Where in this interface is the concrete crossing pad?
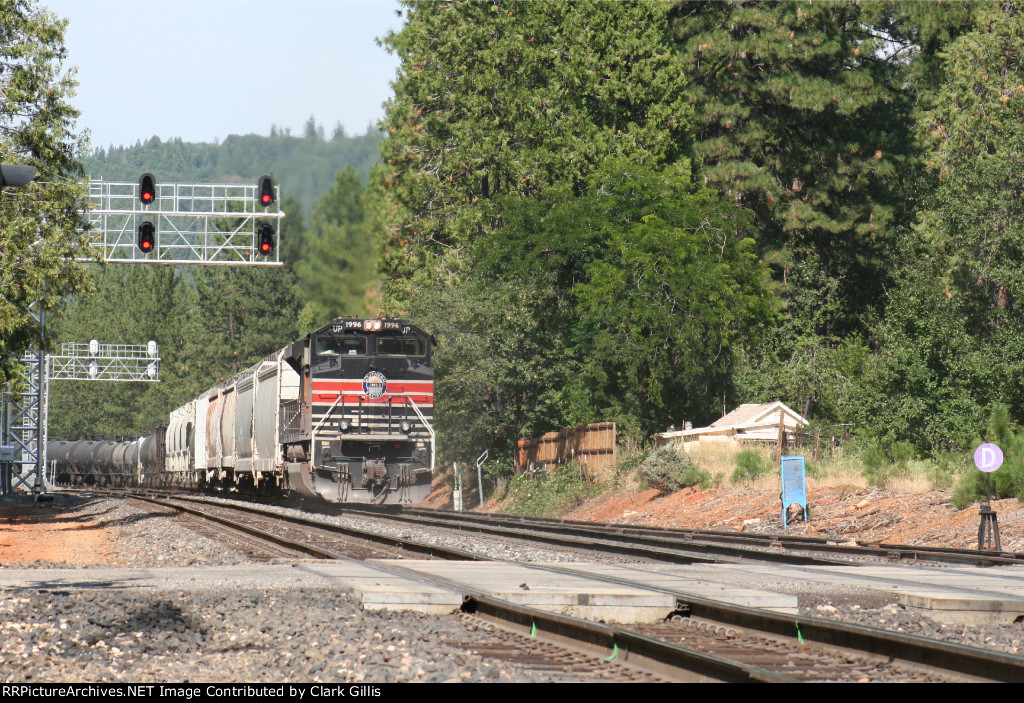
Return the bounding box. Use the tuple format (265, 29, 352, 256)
(712, 563, 1024, 624)
(302, 560, 798, 622)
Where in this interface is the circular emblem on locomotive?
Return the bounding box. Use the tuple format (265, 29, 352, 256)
(362, 371, 387, 399)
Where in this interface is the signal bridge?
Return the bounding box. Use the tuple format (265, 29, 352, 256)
(0, 340, 162, 496)
(84, 176, 284, 266)
(48, 340, 160, 382)
(3, 170, 283, 497)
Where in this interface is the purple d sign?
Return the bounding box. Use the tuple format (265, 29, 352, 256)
(974, 443, 1004, 472)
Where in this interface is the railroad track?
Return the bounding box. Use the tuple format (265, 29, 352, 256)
(341, 503, 1024, 567)
(113, 490, 1024, 683)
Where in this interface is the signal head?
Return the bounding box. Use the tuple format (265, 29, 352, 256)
(139, 173, 156, 205)
(257, 223, 275, 255)
(137, 220, 155, 253)
(258, 175, 275, 207)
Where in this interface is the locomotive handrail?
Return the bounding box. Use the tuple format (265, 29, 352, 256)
(406, 396, 436, 473)
(313, 393, 347, 433)
(312, 391, 432, 435)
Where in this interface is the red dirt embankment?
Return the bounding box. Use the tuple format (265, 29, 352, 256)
(560, 482, 1024, 551)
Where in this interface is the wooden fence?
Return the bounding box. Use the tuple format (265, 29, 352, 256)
(515, 422, 616, 475)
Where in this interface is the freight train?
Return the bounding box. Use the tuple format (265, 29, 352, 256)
(49, 317, 436, 504)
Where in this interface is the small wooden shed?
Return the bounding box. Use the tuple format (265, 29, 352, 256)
(655, 402, 808, 452)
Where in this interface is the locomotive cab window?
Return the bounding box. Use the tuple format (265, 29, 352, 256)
(376, 335, 426, 357)
(315, 336, 365, 357)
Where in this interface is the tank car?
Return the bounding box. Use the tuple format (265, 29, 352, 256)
(49, 430, 164, 488)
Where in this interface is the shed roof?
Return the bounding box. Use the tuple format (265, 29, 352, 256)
(656, 401, 807, 442)
(709, 401, 807, 430)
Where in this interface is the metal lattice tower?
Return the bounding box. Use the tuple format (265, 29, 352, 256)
(0, 340, 162, 495)
(1, 349, 48, 495)
(84, 179, 285, 265)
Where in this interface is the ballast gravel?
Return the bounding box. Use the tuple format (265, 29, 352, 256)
(0, 494, 603, 683)
(0, 587, 553, 683)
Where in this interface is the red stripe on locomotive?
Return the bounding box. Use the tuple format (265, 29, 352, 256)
(311, 379, 434, 405)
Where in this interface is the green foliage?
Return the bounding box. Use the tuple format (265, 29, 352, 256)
(569, 169, 776, 429)
(731, 449, 771, 483)
(0, 1, 90, 385)
(672, 0, 918, 343)
(501, 463, 597, 518)
(930, 452, 965, 491)
(405, 273, 581, 466)
(860, 444, 898, 488)
(918, 4, 1024, 312)
(377, 0, 693, 302)
(295, 166, 376, 328)
(375, 1, 739, 462)
(952, 404, 1024, 509)
(637, 446, 714, 493)
(733, 331, 869, 424)
(49, 261, 303, 439)
(613, 446, 651, 484)
(849, 235, 1001, 452)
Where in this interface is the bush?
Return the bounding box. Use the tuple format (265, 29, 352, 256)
(501, 463, 598, 517)
(860, 443, 910, 488)
(731, 449, 771, 483)
(928, 452, 962, 490)
(637, 446, 714, 493)
(612, 446, 649, 485)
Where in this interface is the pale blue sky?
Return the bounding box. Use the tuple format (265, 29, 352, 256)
(43, 0, 405, 150)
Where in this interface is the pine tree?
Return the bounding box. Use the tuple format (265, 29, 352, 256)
(671, 0, 916, 341)
(295, 166, 375, 327)
(376, 0, 693, 309)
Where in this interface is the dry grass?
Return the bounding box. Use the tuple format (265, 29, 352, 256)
(683, 441, 747, 483)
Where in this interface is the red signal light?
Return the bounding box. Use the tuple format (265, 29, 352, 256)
(138, 221, 155, 253)
(258, 175, 275, 207)
(139, 173, 156, 205)
(257, 223, 275, 255)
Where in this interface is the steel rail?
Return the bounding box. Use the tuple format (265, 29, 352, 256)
(124, 491, 483, 561)
(133, 490, 725, 565)
(333, 504, 855, 566)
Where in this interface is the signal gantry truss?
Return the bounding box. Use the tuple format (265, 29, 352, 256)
(48, 341, 161, 382)
(84, 179, 285, 266)
(0, 339, 162, 496)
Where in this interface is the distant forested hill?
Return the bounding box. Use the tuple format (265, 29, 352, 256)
(79, 118, 383, 213)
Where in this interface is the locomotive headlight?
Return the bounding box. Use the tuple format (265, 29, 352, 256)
(400, 420, 411, 433)
(340, 419, 351, 431)
(363, 319, 382, 332)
